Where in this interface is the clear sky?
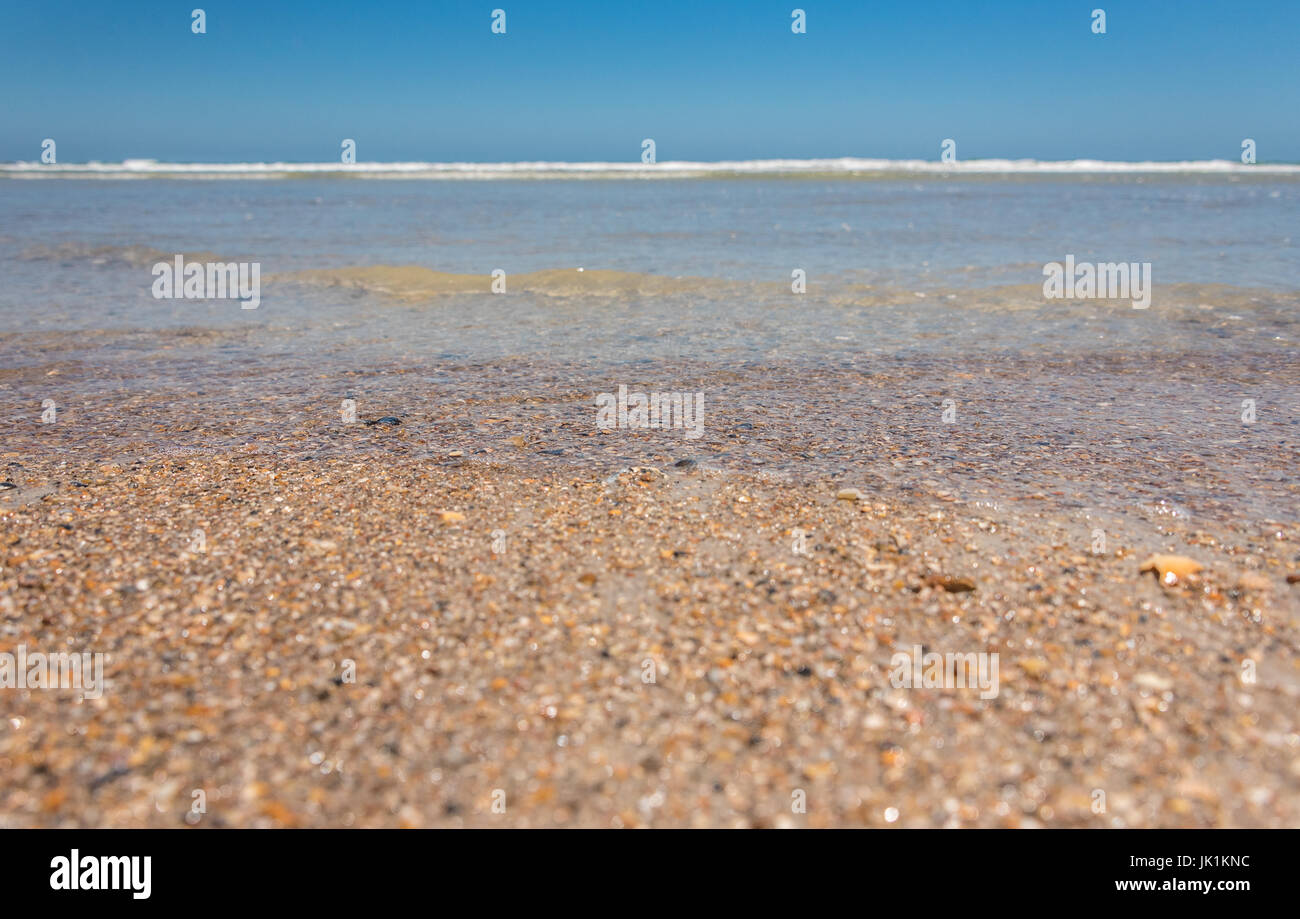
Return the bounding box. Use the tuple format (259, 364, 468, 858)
(2, 0, 1297, 163)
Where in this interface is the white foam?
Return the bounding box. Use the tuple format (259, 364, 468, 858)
(3, 157, 1298, 179)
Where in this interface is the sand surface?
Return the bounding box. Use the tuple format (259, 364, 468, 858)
(2, 440, 1297, 827)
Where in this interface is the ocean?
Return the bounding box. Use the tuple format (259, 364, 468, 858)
(2, 162, 1297, 523)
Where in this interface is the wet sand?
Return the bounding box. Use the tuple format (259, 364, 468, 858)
(2, 342, 1298, 827)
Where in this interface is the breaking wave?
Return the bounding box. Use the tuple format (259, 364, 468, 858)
(5, 157, 1299, 180)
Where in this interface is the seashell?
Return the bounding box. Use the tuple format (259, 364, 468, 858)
(1139, 554, 1203, 586)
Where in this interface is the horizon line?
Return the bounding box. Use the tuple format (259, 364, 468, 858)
(5, 156, 1299, 179)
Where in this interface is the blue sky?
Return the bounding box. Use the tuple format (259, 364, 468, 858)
(2, 0, 1297, 163)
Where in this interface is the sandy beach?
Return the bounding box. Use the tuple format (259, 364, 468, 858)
(3, 327, 1298, 827)
(3, 159, 1298, 829)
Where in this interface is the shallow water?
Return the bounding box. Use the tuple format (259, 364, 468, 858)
(3, 174, 1298, 320)
(2, 176, 1297, 526)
